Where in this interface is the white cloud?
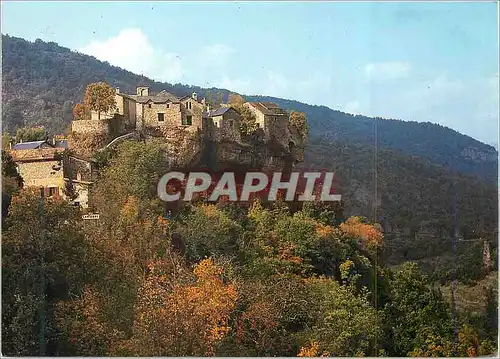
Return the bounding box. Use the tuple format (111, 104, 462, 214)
(79, 28, 184, 83)
(365, 61, 412, 80)
(200, 44, 235, 67)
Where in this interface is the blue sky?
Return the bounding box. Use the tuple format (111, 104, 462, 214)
(2, 1, 499, 146)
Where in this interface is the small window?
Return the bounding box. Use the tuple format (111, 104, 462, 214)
(228, 120, 234, 128)
(166, 104, 170, 109)
(48, 187, 58, 197)
(158, 113, 165, 122)
(148, 103, 152, 108)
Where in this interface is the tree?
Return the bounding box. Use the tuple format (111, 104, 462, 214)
(15, 126, 48, 143)
(227, 92, 245, 106)
(385, 262, 453, 356)
(72, 103, 88, 121)
(63, 178, 78, 202)
(83, 82, 116, 120)
(289, 111, 308, 141)
(2, 190, 88, 355)
(116, 258, 238, 356)
(2, 150, 23, 221)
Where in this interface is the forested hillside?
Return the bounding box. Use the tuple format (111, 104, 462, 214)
(1, 34, 498, 357)
(1, 33, 497, 272)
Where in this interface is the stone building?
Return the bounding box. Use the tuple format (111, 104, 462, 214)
(9, 139, 93, 208)
(244, 102, 290, 138)
(10, 140, 66, 198)
(202, 107, 242, 142)
(116, 87, 204, 135)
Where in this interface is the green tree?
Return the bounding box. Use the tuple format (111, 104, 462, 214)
(2, 190, 88, 355)
(2, 150, 23, 221)
(385, 262, 453, 356)
(15, 126, 48, 143)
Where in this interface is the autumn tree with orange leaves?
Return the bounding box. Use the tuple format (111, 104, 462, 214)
(83, 82, 116, 120)
(116, 259, 237, 356)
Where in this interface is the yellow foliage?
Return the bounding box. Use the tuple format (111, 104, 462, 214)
(315, 222, 334, 238)
(125, 258, 237, 356)
(340, 216, 383, 248)
(297, 341, 329, 357)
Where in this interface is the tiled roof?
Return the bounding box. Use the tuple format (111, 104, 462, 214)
(202, 107, 233, 118)
(121, 90, 179, 104)
(12, 140, 52, 150)
(210, 107, 232, 116)
(247, 102, 287, 116)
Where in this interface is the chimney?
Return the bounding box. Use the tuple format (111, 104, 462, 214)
(136, 86, 149, 96)
(116, 87, 120, 94)
(192, 92, 197, 101)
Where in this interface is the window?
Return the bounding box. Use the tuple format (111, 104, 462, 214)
(182, 115, 193, 125)
(186, 102, 191, 110)
(158, 113, 165, 122)
(48, 187, 58, 197)
(148, 103, 152, 108)
(228, 120, 234, 128)
(166, 104, 170, 109)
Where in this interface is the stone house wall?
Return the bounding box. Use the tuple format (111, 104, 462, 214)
(64, 156, 94, 182)
(243, 103, 266, 130)
(180, 98, 204, 132)
(17, 160, 65, 190)
(143, 102, 182, 129)
(136, 102, 144, 131)
(212, 108, 242, 143)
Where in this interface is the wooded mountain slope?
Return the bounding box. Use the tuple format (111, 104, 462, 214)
(1, 34, 498, 270)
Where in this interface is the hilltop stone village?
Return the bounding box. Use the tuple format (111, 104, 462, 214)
(9, 85, 307, 209)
